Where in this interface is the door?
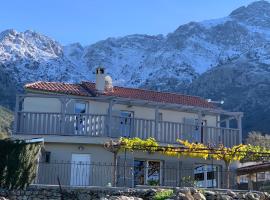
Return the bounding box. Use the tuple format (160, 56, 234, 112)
(194, 164, 219, 188)
(119, 111, 134, 137)
(133, 160, 162, 186)
(74, 102, 87, 135)
(70, 154, 91, 186)
(183, 118, 203, 143)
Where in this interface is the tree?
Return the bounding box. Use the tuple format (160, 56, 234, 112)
(104, 140, 122, 186)
(0, 139, 43, 189)
(246, 131, 270, 148)
(211, 144, 247, 188)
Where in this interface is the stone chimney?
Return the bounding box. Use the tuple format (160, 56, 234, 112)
(95, 67, 106, 92)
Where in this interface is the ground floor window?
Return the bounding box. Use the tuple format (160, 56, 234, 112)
(134, 160, 162, 186)
(194, 164, 219, 188)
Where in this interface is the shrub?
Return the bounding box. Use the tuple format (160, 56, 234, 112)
(153, 189, 174, 200)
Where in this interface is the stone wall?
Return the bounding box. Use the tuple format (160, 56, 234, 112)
(0, 185, 270, 200)
(0, 185, 157, 200)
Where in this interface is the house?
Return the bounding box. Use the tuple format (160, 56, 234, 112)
(12, 67, 243, 188)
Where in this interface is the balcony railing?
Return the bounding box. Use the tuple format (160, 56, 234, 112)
(15, 112, 241, 147)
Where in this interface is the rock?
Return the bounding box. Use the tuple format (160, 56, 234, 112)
(226, 190, 236, 198)
(193, 192, 206, 200)
(204, 191, 216, 199)
(189, 188, 198, 195)
(176, 187, 190, 195)
(173, 192, 193, 200)
(246, 192, 260, 200)
(236, 193, 246, 199)
(217, 194, 232, 200)
(108, 196, 143, 200)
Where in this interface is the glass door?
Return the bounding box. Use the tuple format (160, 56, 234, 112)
(194, 165, 219, 188)
(146, 161, 162, 186)
(133, 160, 162, 186)
(120, 111, 133, 137)
(75, 102, 87, 135)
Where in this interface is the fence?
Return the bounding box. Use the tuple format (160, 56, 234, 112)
(33, 161, 239, 189)
(16, 112, 241, 147)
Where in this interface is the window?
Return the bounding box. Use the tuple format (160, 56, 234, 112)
(194, 165, 219, 188)
(134, 160, 162, 186)
(42, 151, 51, 163)
(75, 102, 87, 114)
(147, 161, 161, 186)
(158, 112, 163, 121)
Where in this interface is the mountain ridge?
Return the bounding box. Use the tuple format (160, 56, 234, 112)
(1, 0, 270, 136)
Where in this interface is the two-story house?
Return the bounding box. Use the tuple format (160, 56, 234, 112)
(13, 67, 243, 188)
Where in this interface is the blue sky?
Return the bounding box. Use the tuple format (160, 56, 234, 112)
(0, 0, 259, 45)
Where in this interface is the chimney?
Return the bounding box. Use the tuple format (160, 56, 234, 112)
(95, 67, 106, 93)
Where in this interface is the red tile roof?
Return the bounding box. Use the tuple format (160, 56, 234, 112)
(25, 81, 215, 109)
(25, 81, 89, 96)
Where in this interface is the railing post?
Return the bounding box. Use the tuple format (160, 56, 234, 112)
(107, 100, 113, 137)
(236, 115, 243, 144)
(13, 95, 21, 135)
(60, 97, 68, 135)
(197, 111, 202, 143)
(154, 106, 159, 140)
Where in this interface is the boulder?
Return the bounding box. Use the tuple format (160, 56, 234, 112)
(204, 191, 216, 199)
(108, 196, 143, 200)
(172, 192, 194, 200)
(189, 188, 198, 195)
(217, 194, 232, 200)
(226, 190, 236, 198)
(193, 192, 206, 200)
(246, 192, 260, 200)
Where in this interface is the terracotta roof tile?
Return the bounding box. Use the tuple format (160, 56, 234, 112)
(25, 81, 215, 109)
(81, 82, 214, 108)
(25, 81, 89, 96)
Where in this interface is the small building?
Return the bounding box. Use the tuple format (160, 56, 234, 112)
(12, 67, 243, 188)
(237, 162, 270, 191)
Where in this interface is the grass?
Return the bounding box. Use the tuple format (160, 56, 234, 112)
(0, 106, 13, 139)
(153, 189, 174, 200)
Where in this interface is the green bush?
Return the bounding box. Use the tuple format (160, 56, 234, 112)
(153, 189, 174, 200)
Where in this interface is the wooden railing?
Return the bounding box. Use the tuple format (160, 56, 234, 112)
(15, 112, 240, 147)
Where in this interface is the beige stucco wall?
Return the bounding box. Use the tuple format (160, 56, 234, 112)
(36, 142, 225, 187)
(23, 97, 61, 113)
(23, 96, 218, 126)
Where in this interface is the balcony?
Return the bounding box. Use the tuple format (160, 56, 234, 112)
(14, 112, 241, 147)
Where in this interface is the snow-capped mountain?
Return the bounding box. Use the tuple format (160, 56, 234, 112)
(1, 0, 270, 135)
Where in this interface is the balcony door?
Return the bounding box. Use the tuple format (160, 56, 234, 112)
(119, 111, 134, 137)
(74, 102, 87, 135)
(183, 118, 206, 143)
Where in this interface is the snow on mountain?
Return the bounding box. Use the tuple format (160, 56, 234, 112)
(2, 1, 270, 91)
(0, 29, 87, 86)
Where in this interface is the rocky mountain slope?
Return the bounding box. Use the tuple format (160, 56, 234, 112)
(1, 1, 270, 136)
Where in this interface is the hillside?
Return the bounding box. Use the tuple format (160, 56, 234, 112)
(0, 106, 13, 138)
